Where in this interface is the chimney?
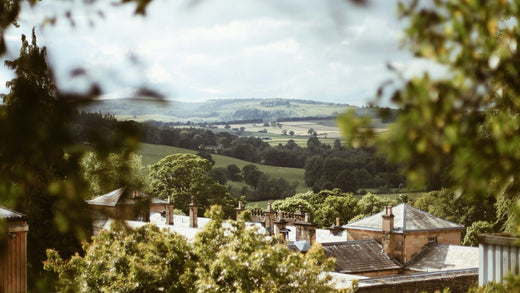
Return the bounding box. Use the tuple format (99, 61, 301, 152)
(382, 206, 394, 232)
(295, 204, 304, 221)
(294, 212, 317, 245)
(264, 202, 275, 235)
(382, 205, 395, 258)
(235, 200, 245, 220)
(274, 210, 289, 243)
(189, 196, 198, 228)
(329, 217, 343, 235)
(165, 195, 174, 225)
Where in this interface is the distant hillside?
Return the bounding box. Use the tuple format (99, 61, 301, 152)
(81, 98, 356, 123)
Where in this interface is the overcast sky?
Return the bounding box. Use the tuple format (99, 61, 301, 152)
(1, 0, 429, 106)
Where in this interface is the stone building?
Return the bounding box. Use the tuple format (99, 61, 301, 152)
(86, 187, 173, 233)
(0, 206, 29, 293)
(345, 203, 465, 264)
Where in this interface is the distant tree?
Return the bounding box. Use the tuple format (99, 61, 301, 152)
(225, 164, 242, 182)
(289, 130, 295, 136)
(333, 169, 357, 193)
(196, 150, 215, 165)
(281, 129, 288, 135)
(209, 167, 228, 185)
(242, 164, 263, 188)
(239, 126, 245, 132)
(224, 123, 231, 129)
(80, 151, 145, 197)
(307, 128, 317, 136)
(304, 155, 324, 188)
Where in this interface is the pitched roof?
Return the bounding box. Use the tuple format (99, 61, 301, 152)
(321, 240, 402, 274)
(344, 203, 464, 233)
(406, 244, 479, 272)
(0, 206, 28, 222)
(86, 187, 167, 207)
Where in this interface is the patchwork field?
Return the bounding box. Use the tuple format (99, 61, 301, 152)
(136, 143, 309, 194)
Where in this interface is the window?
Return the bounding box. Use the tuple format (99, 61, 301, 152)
(428, 237, 437, 243)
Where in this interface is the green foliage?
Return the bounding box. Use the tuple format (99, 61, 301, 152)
(192, 206, 335, 292)
(242, 164, 264, 187)
(339, 0, 520, 212)
(314, 194, 359, 227)
(226, 164, 242, 182)
(463, 221, 494, 247)
(0, 30, 98, 289)
(45, 206, 336, 293)
(357, 193, 397, 216)
(44, 222, 194, 292)
(273, 189, 363, 228)
(412, 189, 497, 233)
(148, 153, 236, 217)
(80, 151, 145, 197)
(468, 272, 520, 292)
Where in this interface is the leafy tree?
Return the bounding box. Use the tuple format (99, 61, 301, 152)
(314, 194, 359, 228)
(289, 130, 295, 136)
(357, 193, 397, 216)
(45, 206, 336, 292)
(80, 151, 145, 197)
(304, 155, 324, 187)
(194, 206, 335, 292)
(196, 150, 215, 165)
(242, 164, 263, 187)
(339, 0, 520, 231)
(44, 222, 194, 292)
(225, 164, 242, 182)
(208, 167, 227, 185)
(463, 221, 494, 247)
(148, 153, 235, 216)
(0, 30, 99, 290)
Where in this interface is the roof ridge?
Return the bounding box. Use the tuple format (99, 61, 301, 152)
(404, 204, 464, 228)
(402, 203, 407, 232)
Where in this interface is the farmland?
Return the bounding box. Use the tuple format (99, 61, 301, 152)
(136, 143, 310, 194)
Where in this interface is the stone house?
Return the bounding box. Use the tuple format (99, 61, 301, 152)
(345, 203, 465, 264)
(86, 187, 173, 233)
(0, 206, 29, 293)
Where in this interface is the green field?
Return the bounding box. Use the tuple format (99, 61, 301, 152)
(136, 143, 310, 194)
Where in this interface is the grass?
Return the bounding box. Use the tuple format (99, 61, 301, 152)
(136, 143, 309, 194)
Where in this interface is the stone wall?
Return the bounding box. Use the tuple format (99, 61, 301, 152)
(403, 230, 462, 263)
(356, 269, 477, 293)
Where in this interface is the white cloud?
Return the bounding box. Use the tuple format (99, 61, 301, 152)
(0, 0, 420, 106)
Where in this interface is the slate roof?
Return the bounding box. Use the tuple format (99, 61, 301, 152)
(345, 203, 464, 233)
(321, 240, 402, 274)
(406, 244, 479, 272)
(0, 206, 28, 222)
(86, 187, 167, 207)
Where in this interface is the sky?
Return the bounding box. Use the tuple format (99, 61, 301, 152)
(0, 0, 432, 106)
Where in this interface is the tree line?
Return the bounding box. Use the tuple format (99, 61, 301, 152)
(72, 113, 407, 195)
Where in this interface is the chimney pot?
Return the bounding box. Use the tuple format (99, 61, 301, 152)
(298, 204, 303, 214)
(336, 217, 340, 226)
(305, 212, 310, 222)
